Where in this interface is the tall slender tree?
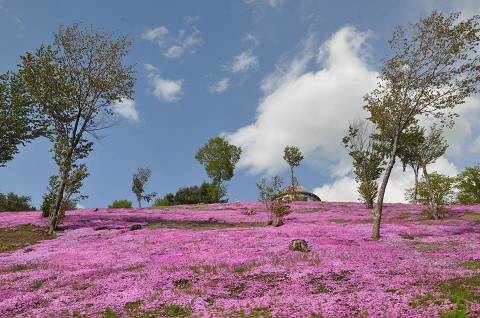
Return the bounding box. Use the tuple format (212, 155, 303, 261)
(283, 146, 304, 198)
(364, 11, 480, 239)
(18, 23, 136, 233)
(343, 120, 384, 209)
(132, 166, 157, 208)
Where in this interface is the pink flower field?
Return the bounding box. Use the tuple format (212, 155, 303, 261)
(1, 202, 480, 317)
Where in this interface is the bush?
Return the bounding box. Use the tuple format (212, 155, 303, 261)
(405, 173, 455, 206)
(173, 182, 217, 205)
(0, 192, 36, 212)
(40, 195, 76, 217)
(108, 199, 133, 209)
(456, 164, 480, 204)
(153, 193, 175, 207)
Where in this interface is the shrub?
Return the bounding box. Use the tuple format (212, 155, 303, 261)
(456, 164, 480, 204)
(405, 173, 455, 206)
(173, 182, 217, 205)
(153, 193, 175, 207)
(108, 199, 133, 209)
(0, 191, 36, 212)
(41, 192, 77, 217)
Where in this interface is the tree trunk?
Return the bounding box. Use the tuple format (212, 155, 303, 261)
(421, 158, 439, 219)
(372, 132, 399, 239)
(413, 166, 419, 204)
(49, 175, 67, 234)
(291, 167, 295, 197)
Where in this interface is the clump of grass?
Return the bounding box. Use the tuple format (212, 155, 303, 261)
(145, 218, 264, 230)
(0, 225, 55, 253)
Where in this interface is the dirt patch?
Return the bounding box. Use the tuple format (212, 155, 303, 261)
(0, 225, 56, 253)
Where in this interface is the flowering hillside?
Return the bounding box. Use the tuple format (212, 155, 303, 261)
(1, 202, 480, 317)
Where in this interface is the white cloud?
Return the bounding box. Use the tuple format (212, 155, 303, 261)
(260, 33, 316, 94)
(242, 33, 260, 46)
(314, 156, 459, 203)
(111, 99, 139, 123)
(148, 74, 183, 102)
(186, 15, 201, 23)
(13, 14, 24, 31)
(144, 63, 159, 72)
(223, 26, 378, 175)
(244, 0, 284, 8)
(210, 78, 231, 93)
(228, 51, 259, 73)
(142, 26, 203, 59)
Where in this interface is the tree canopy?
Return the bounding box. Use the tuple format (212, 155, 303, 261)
(195, 137, 241, 202)
(17, 23, 136, 232)
(364, 11, 480, 239)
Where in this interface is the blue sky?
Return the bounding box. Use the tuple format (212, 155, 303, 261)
(1, 0, 479, 208)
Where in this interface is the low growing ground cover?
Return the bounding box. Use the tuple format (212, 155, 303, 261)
(1, 202, 479, 317)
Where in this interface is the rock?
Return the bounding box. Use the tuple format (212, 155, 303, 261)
(129, 224, 142, 231)
(205, 217, 219, 223)
(289, 239, 308, 253)
(246, 209, 253, 216)
(271, 217, 284, 227)
(93, 208, 99, 212)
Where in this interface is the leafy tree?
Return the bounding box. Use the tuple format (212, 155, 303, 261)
(108, 199, 133, 209)
(364, 11, 480, 239)
(0, 71, 46, 167)
(456, 164, 480, 204)
(256, 175, 291, 225)
(41, 167, 88, 217)
(173, 181, 217, 205)
(397, 126, 425, 204)
(195, 137, 242, 202)
(0, 191, 36, 212)
(17, 23, 135, 233)
(153, 193, 176, 207)
(132, 166, 157, 208)
(405, 173, 455, 213)
(417, 126, 448, 219)
(283, 146, 304, 197)
(342, 120, 384, 209)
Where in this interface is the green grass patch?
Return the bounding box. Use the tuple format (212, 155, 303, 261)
(145, 218, 264, 230)
(0, 225, 56, 253)
(460, 260, 480, 270)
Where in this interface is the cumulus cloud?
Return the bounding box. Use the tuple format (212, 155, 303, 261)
(111, 99, 139, 123)
(186, 15, 201, 23)
(223, 26, 379, 175)
(142, 26, 203, 59)
(314, 156, 459, 203)
(260, 33, 316, 94)
(148, 74, 183, 102)
(144, 63, 159, 72)
(228, 51, 259, 73)
(210, 78, 231, 93)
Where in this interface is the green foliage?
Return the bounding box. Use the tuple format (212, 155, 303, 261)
(363, 11, 480, 238)
(256, 175, 291, 218)
(0, 71, 46, 167)
(0, 191, 36, 212)
(456, 164, 480, 204)
(283, 145, 304, 196)
(16, 23, 135, 233)
(343, 120, 384, 209)
(405, 173, 455, 206)
(153, 193, 176, 207)
(108, 199, 133, 209)
(195, 137, 241, 202)
(131, 166, 156, 208)
(40, 170, 87, 217)
(173, 181, 218, 205)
